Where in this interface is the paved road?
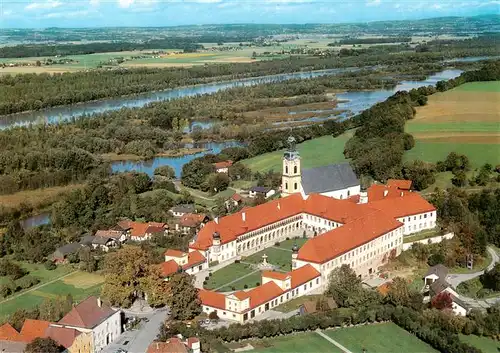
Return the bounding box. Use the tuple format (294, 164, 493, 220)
(103, 309, 168, 353)
(447, 246, 499, 288)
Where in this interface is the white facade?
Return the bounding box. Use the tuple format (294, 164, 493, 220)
(249, 189, 276, 199)
(54, 310, 121, 353)
(397, 211, 437, 235)
(316, 185, 361, 200)
(201, 275, 321, 323)
(452, 301, 468, 316)
(294, 225, 405, 283)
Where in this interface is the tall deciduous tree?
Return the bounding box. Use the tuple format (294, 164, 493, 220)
(101, 245, 153, 308)
(142, 264, 170, 308)
(327, 265, 364, 307)
(24, 337, 63, 353)
(166, 272, 201, 320)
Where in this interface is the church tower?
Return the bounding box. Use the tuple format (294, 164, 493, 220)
(282, 136, 302, 197)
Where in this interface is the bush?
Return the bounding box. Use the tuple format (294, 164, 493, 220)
(0, 284, 12, 298)
(44, 261, 56, 270)
(205, 276, 209, 281)
(0, 259, 27, 280)
(274, 242, 280, 246)
(231, 286, 235, 291)
(234, 260, 240, 264)
(256, 282, 260, 286)
(203, 281, 207, 286)
(17, 276, 40, 290)
(243, 284, 248, 289)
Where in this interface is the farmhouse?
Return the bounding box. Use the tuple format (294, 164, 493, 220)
(174, 213, 209, 234)
(115, 220, 169, 241)
(169, 204, 196, 217)
(248, 186, 275, 199)
(213, 160, 233, 173)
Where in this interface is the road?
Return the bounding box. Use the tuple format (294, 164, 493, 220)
(446, 246, 499, 288)
(103, 309, 168, 353)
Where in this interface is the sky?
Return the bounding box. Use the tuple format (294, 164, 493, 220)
(0, 0, 498, 28)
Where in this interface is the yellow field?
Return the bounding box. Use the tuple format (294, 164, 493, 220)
(62, 272, 104, 289)
(0, 184, 84, 209)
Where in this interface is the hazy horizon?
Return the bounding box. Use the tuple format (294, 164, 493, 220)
(1, 0, 499, 29)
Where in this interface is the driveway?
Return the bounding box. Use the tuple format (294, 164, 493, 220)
(447, 246, 499, 288)
(103, 309, 168, 353)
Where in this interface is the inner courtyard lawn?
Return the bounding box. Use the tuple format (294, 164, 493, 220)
(204, 262, 255, 290)
(243, 247, 294, 271)
(324, 323, 439, 353)
(215, 272, 262, 292)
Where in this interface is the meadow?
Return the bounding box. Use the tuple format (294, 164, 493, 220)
(459, 334, 500, 352)
(233, 323, 438, 353)
(405, 81, 500, 168)
(243, 132, 353, 173)
(0, 270, 104, 319)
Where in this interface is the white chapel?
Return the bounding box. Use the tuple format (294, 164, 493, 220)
(281, 136, 361, 199)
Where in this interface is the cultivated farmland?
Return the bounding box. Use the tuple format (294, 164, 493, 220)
(405, 81, 500, 168)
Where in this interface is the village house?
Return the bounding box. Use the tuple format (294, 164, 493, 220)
(169, 204, 196, 218)
(161, 249, 208, 279)
(52, 242, 83, 264)
(115, 220, 169, 241)
(146, 337, 200, 353)
(213, 160, 233, 173)
(174, 213, 209, 234)
(53, 296, 122, 353)
(0, 318, 93, 353)
(248, 186, 275, 199)
(225, 193, 243, 210)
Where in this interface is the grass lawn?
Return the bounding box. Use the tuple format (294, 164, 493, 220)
(242, 131, 353, 173)
(453, 81, 500, 92)
(216, 272, 262, 292)
(274, 237, 309, 251)
(325, 323, 439, 353)
(0, 184, 84, 209)
(403, 229, 442, 243)
(273, 294, 321, 313)
(243, 247, 293, 271)
(205, 263, 255, 290)
(459, 334, 500, 352)
(0, 271, 104, 319)
(0, 262, 73, 287)
(449, 249, 492, 274)
(243, 332, 343, 353)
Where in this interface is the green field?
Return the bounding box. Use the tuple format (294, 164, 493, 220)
(460, 334, 500, 352)
(453, 81, 500, 92)
(243, 247, 294, 271)
(405, 81, 500, 168)
(325, 323, 439, 353)
(245, 332, 343, 353)
(243, 132, 353, 172)
(0, 271, 104, 319)
(404, 142, 500, 168)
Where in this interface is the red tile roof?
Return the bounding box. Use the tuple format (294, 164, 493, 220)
(214, 160, 233, 170)
(198, 289, 226, 310)
(44, 326, 81, 349)
(146, 339, 188, 353)
(118, 220, 167, 238)
(247, 281, 284, 309)
(367, 184, 408, 202)
(191, 193, 381, 251)
(289, 264, 321, 288)
(183, 251, 206, 269)
(180, 214, 207, 228)
(368, 193, 436, 218)
(94, 230, 123, 238)
(187, 337, 200, 348)
(19, 320, 51, 341)
(231, 193, 242, 202)
(388, 179, 412, 190)
(58, 296, 116, 329)
(262, 271, 290, 281)
(0, 323, 23, 342)
(164, 249, 186, 258)
(297, 210, 403, 264)
(231, 291, 250, 300)
(161, 260, 180, 277)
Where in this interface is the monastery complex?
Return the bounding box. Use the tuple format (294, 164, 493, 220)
(162, 140, 438, 323)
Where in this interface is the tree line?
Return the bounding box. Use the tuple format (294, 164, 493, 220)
(1, 35, 497, 115)
(331, 36, 412, 45)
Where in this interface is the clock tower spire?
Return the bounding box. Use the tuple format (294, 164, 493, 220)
(281, 136, 302, 197)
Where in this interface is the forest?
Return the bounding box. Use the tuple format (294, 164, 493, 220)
(0, 34, 498, 115)
(333, 36, 412, 45)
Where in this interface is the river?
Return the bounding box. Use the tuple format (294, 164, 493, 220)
(0, 67, 358, 129)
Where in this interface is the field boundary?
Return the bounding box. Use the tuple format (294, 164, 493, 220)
(0, 270, 78, 305)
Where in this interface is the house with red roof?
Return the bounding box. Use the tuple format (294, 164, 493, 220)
(225, 193, 243, 210)
(52, 296, 121, 353)
(0, 319, 93, 353)
(213, 160, 233, 173)
(199, 264, 321, 323)
(146, 337, 200, 353)
(174, 213, 209, 235)
(115, 220, 169, 241)
(161, 249, 208, 278)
